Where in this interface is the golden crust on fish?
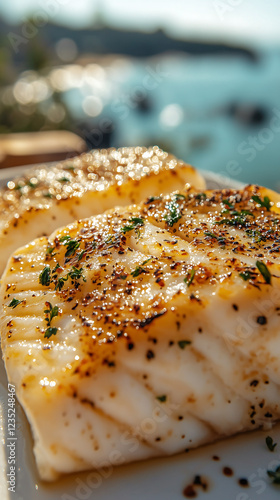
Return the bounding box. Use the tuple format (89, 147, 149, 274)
(1, 184, 280, 480)
(0, 146, 205, 275)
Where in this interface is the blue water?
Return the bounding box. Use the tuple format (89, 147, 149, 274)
(63, 50, 280, 190)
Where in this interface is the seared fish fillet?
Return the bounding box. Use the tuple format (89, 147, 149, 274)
(0, 146, 205, 276)
(1, 184, 280, 481)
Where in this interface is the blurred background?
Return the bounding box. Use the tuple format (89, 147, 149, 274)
(0, 0, 279, 189)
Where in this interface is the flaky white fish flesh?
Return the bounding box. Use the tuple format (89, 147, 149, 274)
(0, 146, 204, 275)
(1, 184, 280, 480)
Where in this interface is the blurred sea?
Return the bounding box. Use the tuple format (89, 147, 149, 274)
(59, 48, 280, 189)
(1, 36, 280, 189)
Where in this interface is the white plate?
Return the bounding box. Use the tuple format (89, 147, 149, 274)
(0, 164, 279, 500)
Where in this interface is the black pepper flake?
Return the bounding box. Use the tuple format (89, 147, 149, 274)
(257, 315, 267, 325)
(238, 478, 249, 487)
(265, 412, 273, 418)
(250, 379, 259, 387)
(146, 350, 155, 360)
(127, 342, 134, 350)
(223, 467, 233, 476)
(232, 304, 238, 311)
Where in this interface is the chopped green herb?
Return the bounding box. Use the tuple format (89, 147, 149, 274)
(246, 229, 262, 243)
(195, 193, 206, 200)
(59, 236, 80, 258)
(205, 231, 217, 239)
(44, 302, 59, 326)
(239, 271, 253, 281)
(78, 250, 85, 261)
(64, 165, 75, 171)
(50, 306, 58, 322)
(239, 210, 254, 216)
(131, 258, 151, 277)
(27, 180, 37, 189)
(58, 177, 70, 183)
(131, 266, 144, 278)
(43, 192, 53, 199)
(267, 465, 280, 484)
(46, 246, 55, 257)
(145, 196, 162, 204)
(8, 298, 22, 309)
(44, 327, 58, 339)
(39, 266, 51, 286)
(43, 302, 59, 338)
(266, 436, 277, 452)
(164, 200, 182, 227)
(156, 395, 167, 402)
(55, 266, 85, 291)
(121, 217, 144, 234)
(53, 262, 61, 272)
(174, 194, 186, 200)
(215, 216, 247, 227)
(184, 269, 195, 287)
(178, 340, 192, 349)
(68, 266, 85, 281)
(55, 278, 66, 291)
(222, 199, 235, 209)
(105, 234, 120, 247)
(204, 232, 225, 245)
(256, 260, 271, 285)
(251, 195, 271, 211)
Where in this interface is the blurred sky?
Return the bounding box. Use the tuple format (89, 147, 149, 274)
(0, 0, 280, 45)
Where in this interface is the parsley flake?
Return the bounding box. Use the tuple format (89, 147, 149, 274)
(46, 246, 55, 257)
(121, 217, 144, 234)
(251, 195, 271, 211)
(195, 193, 206, 201)
(78, 250, 85, 261)
(184, 269, 195, 287)
(266, 436, 277, 452)
(164, 200, 182, 227)
(156, 395, 167, 402)
(239, 271, 253, 281)
(44, 327, 58, 339)
(145, 196, 162, 204)
(59, 236, 80, 258)
(58, 177, 70, 183)
(39, 266, 51, 286)
(178, 340, 192, 349)
(44, 302, 59, 326)
(174, 194, 186, 200)
(267, 465, 280, 484)
(256, 261, 271, 285)
(54, 266, 86, 291)
(43, 302, 59, 338)
(8, 298, 22, 309)
(222, 199, 235, 209)
(131, 258, 152, 277)
(204, 231, 225, 245)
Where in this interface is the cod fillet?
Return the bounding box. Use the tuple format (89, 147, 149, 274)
(0, 146, 204, 275)
(1, 184, 280, 480)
